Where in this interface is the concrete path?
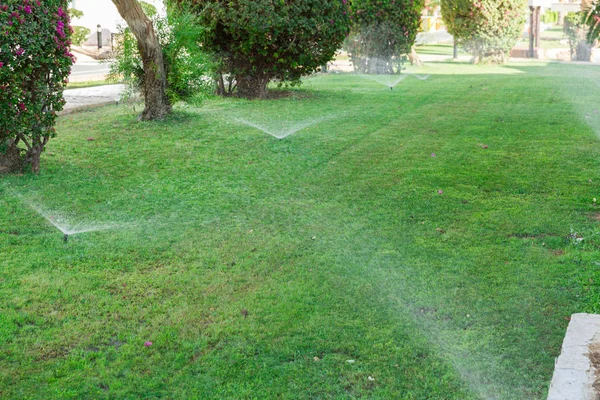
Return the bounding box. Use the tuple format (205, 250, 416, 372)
(547, 313, 600, 400)
(61, 84, 126, 114)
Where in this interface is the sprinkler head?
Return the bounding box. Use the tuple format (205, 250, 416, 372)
(390, 87, 393, 90)
(63, 234, 69, 243)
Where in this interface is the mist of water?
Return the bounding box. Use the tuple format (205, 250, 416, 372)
(232, 114, 337, 139)
(358, 74, 408, 89)
(412, 74, 431, 81)
(11, 190, 118, 240)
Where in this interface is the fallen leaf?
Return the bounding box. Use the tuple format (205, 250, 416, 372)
(313, 356, 320, 362)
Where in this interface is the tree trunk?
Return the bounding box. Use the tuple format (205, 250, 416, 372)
(0, 139, 22, 174)
(25, 145, 42, 174)
(408, 47, 423, 66)
(236, 75, 270, 99)
(111, 0, 171, 120)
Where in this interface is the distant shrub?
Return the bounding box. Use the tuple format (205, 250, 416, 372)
(68, 8, 89, 48)
(347, 0, 424, 74)
(71, 26, 90, 46)
(0, 0, 73, 173)
(174, 0, 351, 98)
(441, 0, 525, 63)
(542, 11, 559, 24)
(567, 12, 592, 61)
(109, 8, 212, 105)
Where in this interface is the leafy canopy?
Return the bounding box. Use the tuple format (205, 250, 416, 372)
(174, 0, 351, 97)
(441, 0, 525, 63)
(348, 0, 424, 73)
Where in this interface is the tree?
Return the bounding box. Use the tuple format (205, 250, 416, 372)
(111, 0, 171, 120)
(0, 0, 73, 173)
(109, 4, 212, 105)
(68, 7, 91, 46)
(347, 0, 425, 74)
(441, 0, 525, 63)
(174, 0, 351, 98)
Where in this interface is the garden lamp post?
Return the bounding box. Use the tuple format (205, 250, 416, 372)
(97, 24, 103, 49)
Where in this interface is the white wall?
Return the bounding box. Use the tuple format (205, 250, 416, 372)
(70, 0, 164, 33)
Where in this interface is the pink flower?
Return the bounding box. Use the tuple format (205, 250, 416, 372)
(18, 103, 26, 111)
(24, 6, 31, 14)
(437, 189, 443, 194)
(0, 62, 3, 68)
(431, 153, 436, 157)
(144, 341, 153, 347)
(15, 48, 24, 56)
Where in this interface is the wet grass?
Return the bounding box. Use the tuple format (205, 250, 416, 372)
(2, 61, 600, 399)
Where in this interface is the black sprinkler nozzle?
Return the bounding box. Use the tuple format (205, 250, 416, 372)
(63, 234, 69, 243)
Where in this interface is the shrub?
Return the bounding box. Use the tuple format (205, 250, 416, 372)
(71, 26, 90, 46)
(67, 7, 90, 46)
(441, 0, 525, 63)
(109, 6, 212, 105)
(0, 0, 73, 173)
(585, 5, 600, 43)
(347, 0, 425, 74)
(174, 0, 351, 98)
(542, 11, 559, 24)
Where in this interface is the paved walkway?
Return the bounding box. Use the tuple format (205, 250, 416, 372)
(61, 84, 126, 114)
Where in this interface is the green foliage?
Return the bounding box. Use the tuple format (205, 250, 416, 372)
(347, 0, 424, 74)
(108, 10, 212, 105)
(541, 10, 558, 24)
(175, 0, 351, 98)
(0, 0, 73, 172)
(566, 12, 584, 59)
(441, 0, 525, 63)
(71, 25, 90, 46)
(67, 7, 83, 19)
(67, 7, 88, 46)
(139, 0, 157, 17)
(585, 4, 600, 42)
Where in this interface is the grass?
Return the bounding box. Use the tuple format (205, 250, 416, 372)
(415, 43, 469, 57)
(66, 80, 113, 90)
(2, 61, 600, 399)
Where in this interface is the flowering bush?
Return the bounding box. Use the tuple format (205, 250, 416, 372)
(175, 0, 351, 98)
(585, 5, 600, 44)
(0, 0, 73, 173)
(441, 0, 525, 63)
(347, 0, 424, 74)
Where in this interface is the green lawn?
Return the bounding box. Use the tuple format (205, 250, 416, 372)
(66, 80, 113, 90)
(2, 61, 600, 399)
